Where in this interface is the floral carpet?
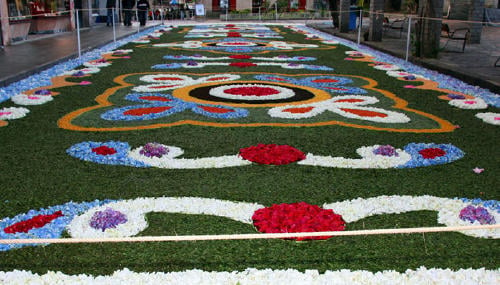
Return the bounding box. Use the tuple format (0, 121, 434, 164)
(0, 23, 498, 284)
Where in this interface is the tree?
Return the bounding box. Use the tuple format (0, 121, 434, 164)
(415, 0, 443, 58)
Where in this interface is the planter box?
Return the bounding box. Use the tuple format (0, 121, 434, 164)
(9, 19, 31, 42)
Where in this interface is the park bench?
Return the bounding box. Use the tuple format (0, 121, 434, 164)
(383, 17, 407, 38)
(441, 23, 470, 52)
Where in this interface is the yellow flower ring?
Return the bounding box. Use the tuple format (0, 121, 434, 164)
(57, 72, 455, 133)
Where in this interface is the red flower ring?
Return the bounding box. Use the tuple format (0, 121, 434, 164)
(252, 202, 345, 241)
(239, 144, 306, 165)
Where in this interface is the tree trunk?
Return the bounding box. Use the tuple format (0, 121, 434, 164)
(369, 0, 385, 41)
(415, 0, 443, 58)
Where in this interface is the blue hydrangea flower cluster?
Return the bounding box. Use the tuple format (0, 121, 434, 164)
(0, 199, 114, 251)
(100, 93, 249, 121)
(457, 198, 500, 214)
(66, 141, 150, 167)
(255, 75, 367, 95)
(89, 208, 128, 231)
(398, 143, 465, 168)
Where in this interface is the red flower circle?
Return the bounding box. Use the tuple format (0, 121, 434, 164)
(252, 202, 345, 241)
(92, 145, 117, 155)
(418, 148, 446, 159)
(239, 144, 306, 165)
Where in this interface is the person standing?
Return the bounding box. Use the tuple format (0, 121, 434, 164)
(180, 4, 185, 20)
(136, 0, 150, 26)
(106, 0, 116, 26)
(122, 0, 134, 26)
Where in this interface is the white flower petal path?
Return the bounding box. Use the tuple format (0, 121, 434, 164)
(11, 94, 53, 105)
(68, 196, 498, 239)
(1, 267, 498, 284)
(67, 197, 264, 238)
(475, 112, 500, 125)
(323, 195, 499, 238)
(0, 107, 30, 120)
(298, 146, 411, 169)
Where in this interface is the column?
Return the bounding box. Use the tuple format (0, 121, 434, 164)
(0, 0, 11, 45)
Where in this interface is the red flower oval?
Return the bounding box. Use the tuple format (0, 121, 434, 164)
(229, 55, 252, 59)
(123, 106, 173, 116)
(92, 145, 117, 155)
(419, 148, 446, 159)
(199, 106, 235, 114)
(224, 87, 280, 96)
(229, 62, 257, 68)
(239, 144, 306, 165)
(252, 202, 345, 241)
(4, 211, 64, 234)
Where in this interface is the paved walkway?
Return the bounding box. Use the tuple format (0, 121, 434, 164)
(0, 21, 162, 87)
(1, 19, 499, 94)
(308, 21, 500, 93)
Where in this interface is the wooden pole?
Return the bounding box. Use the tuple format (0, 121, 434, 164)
(1, 224, 498, 245)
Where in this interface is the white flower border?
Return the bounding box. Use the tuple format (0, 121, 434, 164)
(122, 143, 416, 169)
(1, 267, 498, 284)
(475, 112, 500, 125)
(0, 107, 30, 120)
(67, 195, 499, 239)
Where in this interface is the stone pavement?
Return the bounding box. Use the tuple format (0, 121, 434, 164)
(0, 19, 499, 95)
(308, 21, 500, 94)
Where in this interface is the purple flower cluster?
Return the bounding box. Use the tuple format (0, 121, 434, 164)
(89, 208, 128, 232)
(447, 94, 466, 99)
(72, 71, 85, 77)
(34, 89, 51, 95)
(459, 205, 496, 225)
(373, 145, 399, 157)
(139, 142, 169, 158)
